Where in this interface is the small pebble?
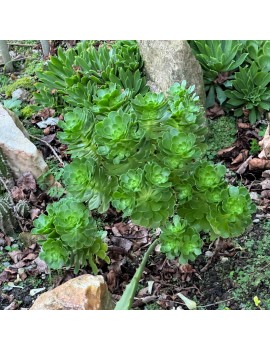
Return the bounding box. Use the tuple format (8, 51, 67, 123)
(220, 257, 229, 263)
(30, 287, 46, 296)
(253, 219, 260, 223)
(205, 250, 213, 258)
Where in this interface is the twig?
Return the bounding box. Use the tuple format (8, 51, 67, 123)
(29, 134, 64, 166)
(8, 43, 37, 47)
(0, 176, 24, 232)
(197, 297, 235, 308)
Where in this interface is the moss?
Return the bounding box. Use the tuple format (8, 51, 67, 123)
(206, 116, 237, 161)
(2, 76, 34, 97)
(228, 222, 270, 310)
(20, 105, 36, 118)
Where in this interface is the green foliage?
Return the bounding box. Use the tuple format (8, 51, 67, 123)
(23, 52, 44, 76)
(115, 238, 159, 310)
(34, 40, 148, 111)
(20, 105, 36, 118)
(32, 197, 109, 273)
(2, 98, 22, 116)
(160, 215, 202, 263)
(228, 223, 270, 310)
(225, 62, 270, 123)
(2, 76, 33, 97)
(190, 40, 247, 108)
(249, 139, 261, 155)
(59, 80, 255, 245)
(244, 40, 270, 69)
(37, 159, 65, 200)
(32, 42, 256, 275)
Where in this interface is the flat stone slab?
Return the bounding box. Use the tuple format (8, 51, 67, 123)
(0, 103, 48, 178)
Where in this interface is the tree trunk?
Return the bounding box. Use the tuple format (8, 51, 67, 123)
(40, 40, 50, 57)
(0, 40, 14, 72)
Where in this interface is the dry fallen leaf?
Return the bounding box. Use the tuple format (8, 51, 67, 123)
(30, 208, 41, 220)
(22, 253, 37, 261)
(238, 122, 251, 129)
(8, 250, 24, 263)
(249, 158, 270, 171)
(33, 257, 49, 274)
(231, 149, 249, 164)
(4, 301, 19, 310)
(11, 186, 25, 201)
(17, 172, 36, 191)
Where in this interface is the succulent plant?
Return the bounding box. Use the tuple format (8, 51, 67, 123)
(0, 149, 13, 191)
(32, 196, 109, 273)
(0, 195, 17, 235)
(225, 62, 270, 123)
(32, 41, 256, 273)
(34, 41, 148, 111)
(160, 215, 202, 264)
(190, 40, 248, 107)
(15, 200, 30, 218)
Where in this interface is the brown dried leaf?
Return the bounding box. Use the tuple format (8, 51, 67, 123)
(33, 257, 49, 274)
(29, 191, 38, 204)
(107, 270, 117, 292)
(8, 250, 23, 263)
(231, 149, 249, 165)
(249, 158, 270, 171)
(217, 146, 235, 157)
(238, 122, 251, 129)
(214, 72, 230, 84)
(10, 260, 26, 269)
(179, 264, 195, 274)
(206, 103, 225, 118)
(4, 301, 19, 310)
(0, 270, 10, 284)
(261, 190, 270, 198)
(112, 222, 130, 235)
(42, 133, 56, 144)
(30, 208, 41, 220)
(43, 127, 51, 135)
(111, 237, 133, 252)
(236, 156, 253, 174)
(17, 172, 36, 191)
(11, 186, 25, 201)
(22, 253, 37, 261)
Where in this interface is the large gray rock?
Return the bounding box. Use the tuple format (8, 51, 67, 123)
(138, 40, 205, 104)
(30, 274, 115, 310)
(0, 104, 48, 178)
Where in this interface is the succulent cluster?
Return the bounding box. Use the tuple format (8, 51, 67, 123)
(32, 41, 256, 271)
(34, 40, 148, 112)
(32, 197, 109, 273)
(190, 40, 247, 107)
(58, 80, 255, 263)
(225, 62, 270, 123)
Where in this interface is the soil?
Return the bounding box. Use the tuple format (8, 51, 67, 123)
(1, 220, 268, 310)
(1, 40, 270, 310)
